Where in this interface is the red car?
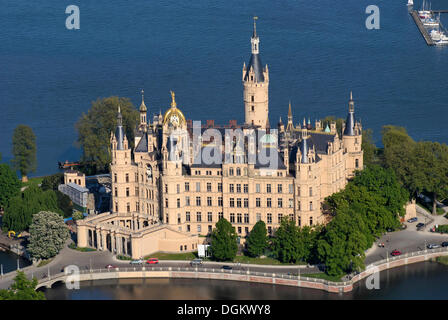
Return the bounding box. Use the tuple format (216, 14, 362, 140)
(391, 250, 401, 256)
(146, 258, 159, 264)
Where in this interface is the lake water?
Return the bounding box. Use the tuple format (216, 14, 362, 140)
(0, 250, 31, 274)
(42, 261, 448, 300)
(1, 0, 448, 176)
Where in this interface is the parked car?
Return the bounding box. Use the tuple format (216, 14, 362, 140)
(391, 250, 402, 256)
(190, 258, 203, 266)
(146, 258, 159, 264)
(130, 259, 144, 265)
(416, 223, 425, 230)
(407, 217, 418, 223)
(105, 264, 117, 269)
(427, 244, 440, 249)
(441, 242, 448, 247)
(222, 265, 232, 270)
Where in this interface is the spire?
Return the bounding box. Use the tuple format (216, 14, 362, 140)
(170, 90, 177, 108)
(115, 105, 124, 150)
(140, 89, 147, 112)
(244, 17, 264, 82)
(344, 91, 355, 136)
(288, 101, 292, 118)
(253, 16, 258, 38)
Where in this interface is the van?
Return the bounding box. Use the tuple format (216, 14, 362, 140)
(190, 258, 203, 266)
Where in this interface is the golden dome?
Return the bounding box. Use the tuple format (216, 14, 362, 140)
(163, 91, 186, 126)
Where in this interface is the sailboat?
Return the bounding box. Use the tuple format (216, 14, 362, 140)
(407, 0, 413, 6)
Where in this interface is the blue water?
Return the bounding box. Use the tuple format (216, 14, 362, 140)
(1, 0, 448, 176)
(0, 251, 31, 274)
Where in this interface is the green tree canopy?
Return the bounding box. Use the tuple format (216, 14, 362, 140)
(361, 128, 376, 166)
(27, 211, 70, 260)
(210, 218, 238, 261)
(272, 218, 300, 263)
(41, 173, 64, 191)
(11, 125, 37, 182)
(0, 271, 45, 300)
(0, 163, 21, 210)
(246, 220, 268, 257)
(75, 97, 139, 173)
(2, 185, 63, 232)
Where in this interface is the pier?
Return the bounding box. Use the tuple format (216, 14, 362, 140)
(410, 10, 435, 45)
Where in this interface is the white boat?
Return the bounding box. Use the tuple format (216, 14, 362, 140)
(434, 39, 448, 45)
(407, 0, 413, 6)
(430, 29, 448, 41)
(422, 16, 439, 27)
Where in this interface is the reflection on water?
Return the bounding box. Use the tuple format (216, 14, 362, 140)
(43, 261, 448, 300)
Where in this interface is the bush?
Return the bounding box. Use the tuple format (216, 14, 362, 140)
(435, 225, 448, 234)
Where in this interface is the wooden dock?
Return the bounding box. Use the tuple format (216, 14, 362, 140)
(410, 10, 435, 46)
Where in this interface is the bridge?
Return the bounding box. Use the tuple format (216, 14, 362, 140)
(35, 246, 448, 293)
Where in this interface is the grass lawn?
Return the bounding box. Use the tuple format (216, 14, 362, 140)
(37, 259, 52, 268)
(305, 272, 343, 282)
(68, 243, 96, 252)
(436, 256, 448, 266)
(233, 255, 306, 266)
(144, 251, 198, 260)
(21, 177, 44, 188)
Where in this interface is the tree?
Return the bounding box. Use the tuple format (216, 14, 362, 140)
(246, 220, 268, 257)
(272, 218, 301, 263)
(413, 141, 448, 214)
(210, 218, 238, 261)
(75, 97, 139, 173)
(11, 125, 37, 182)
(362, 128, 376, 166)
(27, 211, 69, 260)
(2, 185, 62, 232)
(0, 163, 21, 211)
(41, 173, 64, 191)
(0, 271, 45, 300)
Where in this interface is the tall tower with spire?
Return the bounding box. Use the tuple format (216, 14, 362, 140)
(243, 16, 269, 129)
(139, 89, 148, 131)
(342, 91, 363, 176)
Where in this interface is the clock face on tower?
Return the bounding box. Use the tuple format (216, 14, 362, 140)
(170, 114, 180, 126)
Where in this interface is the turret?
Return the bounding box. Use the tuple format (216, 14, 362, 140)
(139, 89, 148, 130)
(243, 17, 269, 128)
(342, 91, 363, 175)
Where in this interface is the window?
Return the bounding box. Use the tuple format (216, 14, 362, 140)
(256, 213, 261, 222)
(268, 226, 272, 235)
(236, 168, 241, 176)
(114, 187, 118, 197)
(297, 187, 301, 196)
(196, 182, 201, 192)
(230, 213, 235, 223)
(309, 201, 313, 211)
(178, 213, 181, 224)
(115, 202, 118, 212)
(278, 213, 283, 223)
(208, 212, 213, 222)
(165, 184, 168, 193)
(208, 225, 212, 233)
(218, 183, 222, 192)
(245, 227, 249, 235)
(289, 199, 293, 208)
(230, 198, 235, 207)
(186, 196, 190, 206)
(136, 202, 140, 212)
(355, 159, 359, 168)
(177, 184, 180, 194)
(236, 184, 241, 193)
(185, 182, 190, 191)
(251, 95, 254, 102)
(186, 212, 190, 222)
(267, 184, 271, 193)
(278, 198, 283, 208)
(230, 184, 234, 193)
(310, 216, 313, 226)
(244, 184, 248, 193)
(196, 197, 201, 206)
(237, 213, 242, 223)
(135, 187, 139, 197)
(309, 187, 313, 197)
(238, 227, 242, 234)
(267, 198, 272, 208)
(218, 197, 223, 206)
(244, 213, 249, 224)
(165, 198, 168, 207)
(298, 217, 301, 227)
(289, 184, 293, 193)
(187, 225, 190, 232)
(207, 183, 212, 192)
(197, 225, 201, 233)
(114, 173, 117, 183)
(126, 187, 130, 197)
(218, 212, 223, 220)
(256, 184, 260, 193)
(267, 213, 272, 224)
(237, 198, 242, 208)
(244, 198, 249, 208)
(229, 168, 234, 176)
(135, 173, 138, 182)
(298, 201, 301, 211)
(207, 197, 212, 206)
(196, 212, 202, 222)
(177, 198, 180, 208)
(126, 203, 130, 213)
(126, 173, 129, 183)
(278, 184, 283, 193)
(256, 198, 261, 207)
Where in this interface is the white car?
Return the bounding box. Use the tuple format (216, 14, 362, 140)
(130, 259, 144, 265)
(427, 244, 440, 249)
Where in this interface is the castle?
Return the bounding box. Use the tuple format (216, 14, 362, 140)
(76, 20, 363, 258)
